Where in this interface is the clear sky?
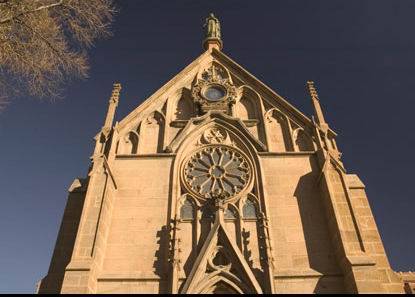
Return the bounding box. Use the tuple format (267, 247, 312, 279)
(1, 0, 414, 293)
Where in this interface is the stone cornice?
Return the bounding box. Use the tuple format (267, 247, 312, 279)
(115, 153, 176, 159)
(97, 272, 163, 281)
(274, 269, 343, 279)
(258, 151, 315, 157)
(112, 48, 338, 139)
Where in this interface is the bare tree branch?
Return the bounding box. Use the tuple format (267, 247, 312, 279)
(0, 0, 64, 24)
(0, 0, 116, 108)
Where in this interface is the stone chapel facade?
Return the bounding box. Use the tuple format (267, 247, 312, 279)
(38, 15, 414, 294)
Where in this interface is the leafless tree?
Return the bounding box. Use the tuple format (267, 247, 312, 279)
(0, 0, 117, 108)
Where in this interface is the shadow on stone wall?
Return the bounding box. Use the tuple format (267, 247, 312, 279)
(153, 225, 170, 293)
(294, 170, 345, 294)
(37, 181, 87, 293)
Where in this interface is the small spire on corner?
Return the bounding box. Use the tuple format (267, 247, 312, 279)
(103, 82, 122, 132)
(306, 81, 327, 129)
(110, 82, 122, 104)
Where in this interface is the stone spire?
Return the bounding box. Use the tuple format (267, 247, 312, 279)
(203, 13, 223, 51)
(306, 81, 328, 131)
(102, 82, 122, 135)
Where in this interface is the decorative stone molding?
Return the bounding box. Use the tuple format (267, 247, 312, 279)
(203, 127, 226, 144)
(68, 178, 88, 193)
(191, 65, 237, 114)
(166, 112, 267, 153)
(181, 144, 253, 203)
(198, 127, 236, 148)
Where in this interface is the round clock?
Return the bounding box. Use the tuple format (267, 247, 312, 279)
(203, 85, 226, 101)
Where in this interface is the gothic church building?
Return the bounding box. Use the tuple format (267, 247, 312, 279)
(38, 14, 414, 294)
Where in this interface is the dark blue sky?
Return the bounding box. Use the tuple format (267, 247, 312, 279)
(1, 0, 414, 293)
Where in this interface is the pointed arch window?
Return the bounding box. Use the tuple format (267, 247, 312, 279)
(242, 199, 257, 219)
(224, 207, 237, 220)
(237, 96, 257, 120)
(128, 131, 139, 154)
(294, 129, 314, 152)
(120, 131, 139, 155)
(175, 95, 194, 120)
(180, 199, 195, 220)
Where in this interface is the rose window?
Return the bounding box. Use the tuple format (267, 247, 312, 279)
(183, 145, 251, 199)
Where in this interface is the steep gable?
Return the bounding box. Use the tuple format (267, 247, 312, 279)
(116, 48, 324, 134)
(111, 48, 331, 156)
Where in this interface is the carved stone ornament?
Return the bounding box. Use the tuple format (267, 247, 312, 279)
(196, 127, 237, 148)
(191, 66, 237, 114)
(203, 128, 226, 144)
(182, 145, 253, 203)
(207, 246, 232, 272)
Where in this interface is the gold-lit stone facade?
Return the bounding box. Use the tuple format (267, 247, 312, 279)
(38, 15, 412, 294)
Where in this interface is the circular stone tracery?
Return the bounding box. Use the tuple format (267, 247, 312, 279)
(183, 145, 252, 200)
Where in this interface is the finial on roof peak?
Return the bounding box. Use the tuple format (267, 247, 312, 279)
(203, 13, 223, 51)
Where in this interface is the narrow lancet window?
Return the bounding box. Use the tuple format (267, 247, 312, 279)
(128, 132, 139, 154)
(180, 199, 195, 220)
(224, 207, 237, 220)
(243, 199, 257, 219)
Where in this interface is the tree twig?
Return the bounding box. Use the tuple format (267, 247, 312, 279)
(0, 0, 64, 24)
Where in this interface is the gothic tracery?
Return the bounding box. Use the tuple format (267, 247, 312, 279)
(183, 145, 252, 201)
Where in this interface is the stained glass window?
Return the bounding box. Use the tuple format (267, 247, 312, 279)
(180, 199, 194, 220)
(224, 207, 237, 220)
(184, 145, 251, 199)
(243, 199, 257, 219)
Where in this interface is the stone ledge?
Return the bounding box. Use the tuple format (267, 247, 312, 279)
(68, 178, 88, 193)
(65, 259, 93, 271)
(274, 269, 343, 278)
(115, 153, 176, 159)
(259, 151, 315, 157)
(396, 271, 415, 281)
(170, 120, 188, 128)
(347, 255, 376, 267)
(346, 174, 366, 189)
(243, 119, 259, 127)
(97, 272, 163, 281)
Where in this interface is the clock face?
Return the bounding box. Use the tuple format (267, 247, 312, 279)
(203, 85, 226, 101)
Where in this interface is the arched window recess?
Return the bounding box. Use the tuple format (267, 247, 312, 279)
(179, 196, 196, 221)
(293, 127, 315, 152)
(170, 88, 194, 127)
(117, 129, 140, 155)
(224, 204, 238, 221)
(264, 107, 289, 123)
(235, 86, 262, 127)
(242, 194, 259, 220)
